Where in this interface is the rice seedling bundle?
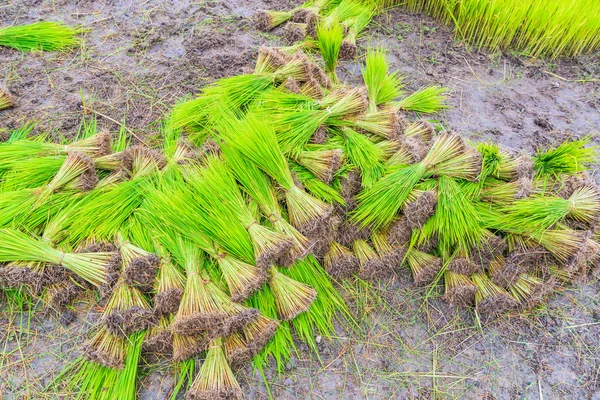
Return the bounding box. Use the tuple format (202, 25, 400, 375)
(0, 21, 79, 51)
(402, 0, 600, 59)
(3, 6, 600, 399)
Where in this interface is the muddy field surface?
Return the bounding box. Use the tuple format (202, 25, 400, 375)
(1, 1, 600, 399)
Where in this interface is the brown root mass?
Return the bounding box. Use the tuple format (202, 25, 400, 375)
(173, 335, 208, 362)
(123, 255, 159, 293)
(412, 257, 442, 285)
(447, 257, 481, 275)
(254, 11, 272, 32)
(506, 246, 555, 275)
(444, 283, 477, 307)
(339, 40, 357, 59)
(358, 256, 392, 281)
(284, 77, 302, 94)
(379, 246, 407, 273)
(472, 234, 507, 269)
(154, 287, 184, 317)
(515, 177, 533, 199)
(105, 307, 156, 337)
(283, 23, 307, 45)
(337, 221, 371, 247)
(516, 156, 534, 180)
(489, 260, 521, 288)
(325, 251, 359, 280)
(405, 136, 429, 162)
(186, 388, 243, 400)
(83, 344, 123, 370)
(47, 281, 82, 309)
(389, 217, 413, 246)
(404, 191, 437, 229)
(143, 330, 173, 355)
(230, 269, 267, 303)
(477, 293, 518, 322)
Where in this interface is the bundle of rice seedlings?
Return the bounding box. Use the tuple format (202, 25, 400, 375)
(216, 111, 332, 235)
(153, 249, 185, 317)
(323, 241, 359, 279)
(224, 332, 251, 370)
(255, 9, 294, 31)
(36, 152, 98, 201)
(220, 144, 312, 265)
(0, 88, 15, 110)
(404, 120, 436, 142)
(371, 230, 406, 272)
(500, 186, 600, 234)
(172, 242, 258, 337)
(117, 236, 160, 293)
(353, 239, 387, 280)
(295, 147, 343, 184)
(396, 86, 448, 113)
(481, 180, 523, 204)
(269, 266, 317, 320)
(533, 136, 598, 178)
(472, 273, 518, 320)
(352, 133, 465, 230)
(487, 255, 521, 288)
(362, 47, 404, 112)
(405, 248, 442, 285)
(186, 337, 242, 400)
(0, 228, 114, 287)
(443, 271, 477, 307)
(103, 280, 155, 337)
(83, 325, 127, 369)
(477, 142, 518, 181)
(214, 248, 267, 302)
(349, 108, 402, 140)
(143, 316, 173, 356)
(173, 333, 208, 363)
(283, 22, 308, 44)
(316, 21, 343, 83)
(0, 21, 79, 51)
(268, 88, 368, 157)
(340, 9, 373, 58)
(403, 189, 438, 230)
(243, 312, 279, 351)
(339, 127, 385, 187)
(43, 280, 83, 311)
(433, 176, 486, 257)
(508, 273, 553, 309)
(189, 156, 292, 267)
(446, 249, 481, 275)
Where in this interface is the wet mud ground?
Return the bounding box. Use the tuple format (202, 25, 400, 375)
(1, 1, 600, 399)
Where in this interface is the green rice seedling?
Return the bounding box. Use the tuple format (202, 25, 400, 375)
(362, 47, 404, 112)
(477, 142, 518, 181)
(324, 241, 359, 278)
(111, 331, 144, 400)
(434, 176, 486, 256)
(385, 145, 414, 169)
(0, 21, 79, 51)
(246, 286, 296, 372)
(212, 248, 268, 302)
(472, 272, 518, 320)
(396, 86, 448, 113)
(443, 271, 477, 307)
(404, 120, 436, 142)
(405, 248, 442, 285)
(291, 163, 346, 206)
(0, 228, 114, 287)
(353, 239, 388, 280)
(102, 279, 155, 337)
(220, 144, 313, 265)
(269, 265, 317, 320)
(533, 136, 598, 178)
(499, 186, 600, 234)
(187, 156, 292, 267)
(481, 180, 523, 204)
(338, 127, 386, 187)
(351, 133, 465, 230)
(317, 21, 343, 83)
(529, 228, 588, 265)
(0, 88, 15, 110)
(186, 337, 242, 400)
(349, 108, 403, 140)
(216, 110, 333, 235)
(255, 9, 295, 31)
(267, 88, 368, 157)
(171, 240, 259, 338)
(295, 147, 343, 184)
(283, 255, 352, 349)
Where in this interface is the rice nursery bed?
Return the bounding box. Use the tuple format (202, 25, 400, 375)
(1, 1, 600, 399)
